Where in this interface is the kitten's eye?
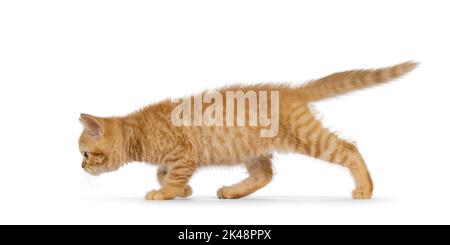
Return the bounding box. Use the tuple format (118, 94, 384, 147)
(83, 152, 89, 159)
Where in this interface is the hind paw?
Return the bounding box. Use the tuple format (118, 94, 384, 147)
(352, 187, 372, 200)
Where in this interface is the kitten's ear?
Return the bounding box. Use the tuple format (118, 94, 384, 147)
(79, 113, 104, 138)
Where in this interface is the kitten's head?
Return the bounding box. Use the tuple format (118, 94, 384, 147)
(78, 114, 124, 176)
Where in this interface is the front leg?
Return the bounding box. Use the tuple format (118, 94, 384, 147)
(156, 165, 193, 198)
(146, 160, 196, 200)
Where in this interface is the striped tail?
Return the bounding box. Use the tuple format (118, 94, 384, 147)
(300, 61, 418, 102)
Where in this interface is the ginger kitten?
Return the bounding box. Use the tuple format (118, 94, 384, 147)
(79, 62, 417, 200)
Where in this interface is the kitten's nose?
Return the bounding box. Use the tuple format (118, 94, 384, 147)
(82, 161, 86, 168)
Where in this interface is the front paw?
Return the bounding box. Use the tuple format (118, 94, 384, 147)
(145, 189, 176, 200)
(177, 185, 193, 198)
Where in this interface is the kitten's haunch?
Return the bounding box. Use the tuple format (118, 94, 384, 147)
(78, 61, 417, 200)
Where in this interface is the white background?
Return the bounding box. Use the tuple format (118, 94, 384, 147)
(0, 0, 449, 225)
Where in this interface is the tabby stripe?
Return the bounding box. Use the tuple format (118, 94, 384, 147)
(314, 142, 322, 158)
(292, 107, 309, 122)
(314, 131, 325, 158)
(374, 70, 383, 82)
(323, 133, 333, 151)
(316, 133, 333, 160)
(335, 144, 348, 163)
(302, 141, 311, 155)
(304, 122, 321, 140)
(329, 146, 340, 163)
(310, 141, 318, 157)
(351, 77, 359, 87)
(303, 116, 316, 127)
(340, 153, 349, 166)
(163, 155, 182, 164)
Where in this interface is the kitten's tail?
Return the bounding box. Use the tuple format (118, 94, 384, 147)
(300, 61, 418, 102)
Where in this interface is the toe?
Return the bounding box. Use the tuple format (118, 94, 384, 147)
(217, 186, 241, 199)
(352, 188, 372, 200)
(177, 185, 193, 198)
(145, 190, 176, 200)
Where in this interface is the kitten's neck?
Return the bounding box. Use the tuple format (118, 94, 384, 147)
(121, 117, 145, 163)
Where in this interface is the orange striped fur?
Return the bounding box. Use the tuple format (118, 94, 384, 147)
(79, 61, 417, 200)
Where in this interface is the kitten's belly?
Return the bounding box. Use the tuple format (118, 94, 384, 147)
(195, 127, 274, 166)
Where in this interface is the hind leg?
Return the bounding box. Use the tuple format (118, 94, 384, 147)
(217, 155, 273, 199)
(156, 165, 193, 198)
(291, 107, 373, 199)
